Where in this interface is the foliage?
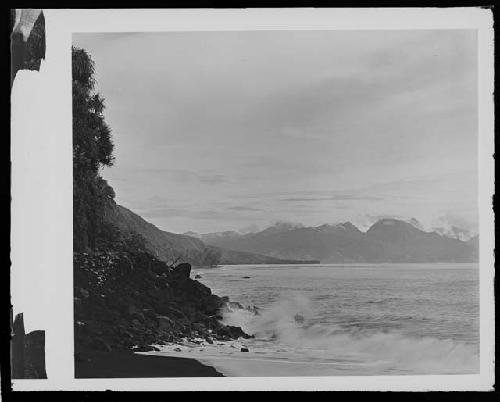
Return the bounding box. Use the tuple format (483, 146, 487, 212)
(73, 47, 115, 251)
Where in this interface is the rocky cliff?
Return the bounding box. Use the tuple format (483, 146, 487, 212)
(74, 250, 251, 355)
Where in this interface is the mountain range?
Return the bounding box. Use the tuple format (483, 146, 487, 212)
(102, 198, 477, 265)
(187, 219, 479, 263)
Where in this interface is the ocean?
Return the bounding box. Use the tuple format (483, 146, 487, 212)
(145, 263, 479, 376)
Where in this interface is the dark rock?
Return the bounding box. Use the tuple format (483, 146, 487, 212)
(157, 315, 174, 332)
(194, 274, 202, 279)
(217, 325, 249, 339)
(242, 276, 251, 279)
(192, 322, 206, 332)
(225, 301, 244, 311)
(173, 263, 191, 279)
(240, 347, 249, 352)
(294, 314, 305, 324)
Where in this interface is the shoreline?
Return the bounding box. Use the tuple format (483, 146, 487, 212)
(75, 349, 224, 378)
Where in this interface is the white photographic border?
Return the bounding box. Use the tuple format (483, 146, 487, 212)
(10, 8, 494, 391)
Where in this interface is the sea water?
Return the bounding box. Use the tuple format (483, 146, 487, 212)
(146, 263, 479, 376)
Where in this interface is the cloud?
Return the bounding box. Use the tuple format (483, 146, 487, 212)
(198, 174, 226, 185)
(139, 206, 262, 221)
(82, 30, 477, 234)
(139, 207, 186, 218)
(135, 168, 227, 186)
(283, 195, 384, 202)
(227, 206, 264, 212)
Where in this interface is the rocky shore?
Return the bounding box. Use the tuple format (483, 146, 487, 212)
(74, 249, 253, 375)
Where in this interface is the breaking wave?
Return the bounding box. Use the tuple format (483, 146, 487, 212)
(221, 295, 479, 374)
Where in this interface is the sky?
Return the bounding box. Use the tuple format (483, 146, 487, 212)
(73, 30, 478, 235)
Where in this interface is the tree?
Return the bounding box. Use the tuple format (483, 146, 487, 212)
(73, 47, 115, 252)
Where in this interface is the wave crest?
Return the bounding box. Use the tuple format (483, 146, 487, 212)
(221, 295, 479, 374)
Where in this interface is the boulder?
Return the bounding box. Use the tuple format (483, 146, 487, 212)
(173, 263, 191, 279)
(241, 347, 249, 352)
(217, 325, 248, 339)
(294, 314, 305, 324)
(157, 315, 174, 332)
(192, 322, 206, 332)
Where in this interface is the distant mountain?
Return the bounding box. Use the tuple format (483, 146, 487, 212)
(104, 204, 316, 266)
(466, 235, 479, 250)
(361, 219, 477, 263)
(202, 219, 478, 263)
(187, 222, 307, 244)
(198, 230, 243, 244)
(432, 225, 476, 242)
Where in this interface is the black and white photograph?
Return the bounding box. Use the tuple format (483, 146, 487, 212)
(10, 8, 494, 391)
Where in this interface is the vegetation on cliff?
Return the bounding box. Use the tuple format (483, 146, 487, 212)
(73, 46, 115, 252)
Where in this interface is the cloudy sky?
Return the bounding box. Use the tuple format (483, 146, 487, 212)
(73, 30, 478, 234)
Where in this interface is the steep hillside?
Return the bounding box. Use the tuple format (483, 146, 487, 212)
(104, 203, 207, 265)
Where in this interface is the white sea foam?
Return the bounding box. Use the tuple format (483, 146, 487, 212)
(221, 295, 479, 374)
